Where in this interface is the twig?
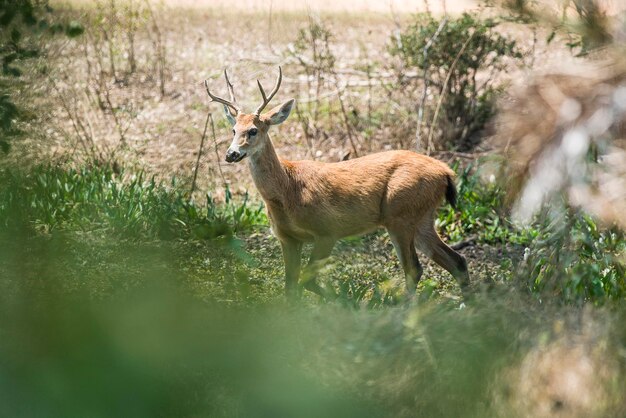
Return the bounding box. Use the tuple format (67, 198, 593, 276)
(333, 75, 359, 158)
(294, 104, 315, 158)
(50, 77, 99, 161)
(426, 30, 475, 155)
(209, 113, 227, 187)
(190, 110, 211, 196)
(415, 17, 448, 151)
(145, 0, 166, 97)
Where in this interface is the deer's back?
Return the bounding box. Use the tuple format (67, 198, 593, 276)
(270, 150, 453, 240)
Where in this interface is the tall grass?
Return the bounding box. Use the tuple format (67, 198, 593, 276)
(1, 162, 623, 303)
(0, 164, 266, 239)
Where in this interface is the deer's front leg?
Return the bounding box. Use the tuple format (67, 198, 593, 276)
(302, 238, 336, 298)
(280, 239, 303, 299)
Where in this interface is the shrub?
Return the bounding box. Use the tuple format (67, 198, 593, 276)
(390, 13, 522, 151)
(438, 163, 626, 304)
(519, 209, 626, 304)
(437, 162, 531, 245)
(286, 16, 338, 154)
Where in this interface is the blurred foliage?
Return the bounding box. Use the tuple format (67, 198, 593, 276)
(0, 0, 83, 153)
(390, 13, 522, 150)
(0, 164, 266, 240)
(1, 227, 625, 417)
(437, 162, 625, 304)
(491, 0, 626, 303)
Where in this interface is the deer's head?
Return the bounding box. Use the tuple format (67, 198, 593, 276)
(204, 67, 294, 163)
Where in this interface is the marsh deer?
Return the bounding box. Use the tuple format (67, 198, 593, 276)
(204, 67, 469, 298)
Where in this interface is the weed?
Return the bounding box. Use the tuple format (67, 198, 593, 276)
(437, 162, 532, 245)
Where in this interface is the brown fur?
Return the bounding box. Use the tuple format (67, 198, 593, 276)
(199, 62, 471, 298)
(226, 108, 469, 298)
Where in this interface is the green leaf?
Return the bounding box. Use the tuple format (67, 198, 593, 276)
(65, 20, 84, 38)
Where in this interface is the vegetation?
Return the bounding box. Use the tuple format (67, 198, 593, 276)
(521, 210, 626, 303)
(1, 160, 625, 417)
(0, 0, 82, 152)
(0, 164, 265, 239)
(0, 161, 622, 305)
(1, 0, 625, 416)
(390, 12, 522, 151)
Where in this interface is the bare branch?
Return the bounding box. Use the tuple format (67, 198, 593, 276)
(426, 30, 474, 156)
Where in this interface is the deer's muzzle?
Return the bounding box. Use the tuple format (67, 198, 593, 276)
(225, 149, 246, 163)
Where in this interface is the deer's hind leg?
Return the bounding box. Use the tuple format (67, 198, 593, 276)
(416, 215, 470, 289)
(388, 226, 423, 293)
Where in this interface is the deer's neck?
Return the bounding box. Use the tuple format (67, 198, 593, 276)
(248, 137, 289, 203)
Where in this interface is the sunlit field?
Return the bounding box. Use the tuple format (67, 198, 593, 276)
(1, 0, 626, 417)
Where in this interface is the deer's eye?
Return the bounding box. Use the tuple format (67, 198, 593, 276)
(232, 129, 235, 135)
(249, 128, 258, 136)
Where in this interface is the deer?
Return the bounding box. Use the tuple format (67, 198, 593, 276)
(204, 67, 470, 299)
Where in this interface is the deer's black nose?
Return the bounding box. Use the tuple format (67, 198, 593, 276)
(225, 149, 240, 163)
(226, 149, 246, 163)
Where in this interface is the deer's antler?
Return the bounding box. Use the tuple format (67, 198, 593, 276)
(204, 69, 241, 115)
(254, 66, 282, 116)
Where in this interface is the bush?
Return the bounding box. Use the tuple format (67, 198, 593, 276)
(390, 13, 522, 151)
(519, 209, 626, 304)
(436, 162, 532, 246)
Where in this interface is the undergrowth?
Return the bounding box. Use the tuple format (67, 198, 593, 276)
(0, 164, 266, 240)
(0, 162, 625, 417)
(0, 162, 623, 304)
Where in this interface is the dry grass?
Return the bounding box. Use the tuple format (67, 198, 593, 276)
(63, 0, 480, 14)
(28, 2, 595, 202)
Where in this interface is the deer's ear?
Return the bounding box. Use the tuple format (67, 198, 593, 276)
(262, 99, 295, 125)
(223, 105, 236, 126)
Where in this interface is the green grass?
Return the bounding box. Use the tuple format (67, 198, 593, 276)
(1, 234, 625, 417)
(0, 164, 267, 240)
(1, 163, 626, 417)
(1, 162, 623, 304)
(437, 162, 535, 245)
